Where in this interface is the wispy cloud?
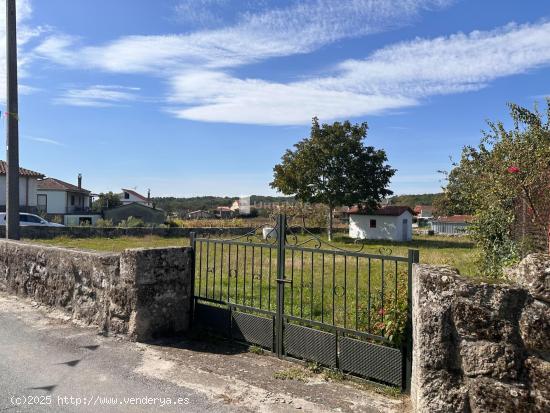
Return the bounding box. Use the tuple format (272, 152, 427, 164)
(174, 0, 231, 28)
(29, 1, 550, 125)
(167, 71, 416, 125)
(167, 22, 550, 125)
(35, 0, 452, 74)
(54, 85, 140, 107)
(24, 135, 64, 146)
(0, 0, 46, 101)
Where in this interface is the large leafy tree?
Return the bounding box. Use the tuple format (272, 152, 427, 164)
(440, 100, 550, 275)
(271, 118, 395, 240)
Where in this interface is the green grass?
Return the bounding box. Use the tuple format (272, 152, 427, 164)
(28, 233, 478, 345)
(28, 235, 190, 252)
(29, 234, 477, 274)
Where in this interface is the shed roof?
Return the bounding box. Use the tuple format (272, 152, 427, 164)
(0, 160, 44, 178)
(349, 205, 414, 217)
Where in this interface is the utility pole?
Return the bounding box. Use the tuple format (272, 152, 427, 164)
(6, 0, 20, 240)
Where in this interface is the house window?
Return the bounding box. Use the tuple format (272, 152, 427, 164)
(370, 219, 377, 228)
(37, 194, 47, 212)
(71, 195, 75, 206)
(124, 192, 130, 199)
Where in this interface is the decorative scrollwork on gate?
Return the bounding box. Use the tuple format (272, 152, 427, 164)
(333, 285, 346, 297)
(285, 225, 368, 253)
(379, 247, 393, 256)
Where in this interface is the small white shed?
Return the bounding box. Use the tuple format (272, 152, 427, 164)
(349, 206, 414, 241)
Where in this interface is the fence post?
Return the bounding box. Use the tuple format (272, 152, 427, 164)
(189, 232, 196, 330)
(404, 248, 420, 391)
(275, 214, 287, 357)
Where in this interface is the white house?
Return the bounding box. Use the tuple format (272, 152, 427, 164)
(0, 160, 44, 213)
(349, 205, 414, 241)
(37, 175, 100, 225)
(119, 188, 152, 207)
(413, 205, 434, 219)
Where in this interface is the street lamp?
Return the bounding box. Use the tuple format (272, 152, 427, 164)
(5, 0, 20, 240)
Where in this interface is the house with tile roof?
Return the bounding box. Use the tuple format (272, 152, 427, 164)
(37, 174, 92, 214)
(118, 188, 153, 207)
(36, 174, 100, 225)
(0, 160, 45, 213)
(348, 205, 414, 241)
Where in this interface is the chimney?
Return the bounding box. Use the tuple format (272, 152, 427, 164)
(147, 188, 151, 202)
(78, 173, 82, 189)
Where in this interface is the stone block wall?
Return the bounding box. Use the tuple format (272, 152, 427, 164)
(0, 225, 254, 239)
(411, 254, 549, 412)
(0, 240, 193, 341)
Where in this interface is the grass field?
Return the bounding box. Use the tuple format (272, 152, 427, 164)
(29, 234, 478, 274)
(29, 233, 478, 345)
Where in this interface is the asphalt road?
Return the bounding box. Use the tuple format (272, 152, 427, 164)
(0, 300, 234, 413)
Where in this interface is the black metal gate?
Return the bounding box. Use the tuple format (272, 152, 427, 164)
(191, 215, 419, 390)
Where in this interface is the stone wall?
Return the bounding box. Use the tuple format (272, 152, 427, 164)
(411, 254, 549, 412)
(0, 226, 254, 239)
(0, 240, 193, 341)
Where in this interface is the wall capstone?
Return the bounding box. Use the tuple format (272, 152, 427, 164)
(412, 254, 550, 413)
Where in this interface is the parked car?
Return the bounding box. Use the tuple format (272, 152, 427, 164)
(0, 213, 64, 227)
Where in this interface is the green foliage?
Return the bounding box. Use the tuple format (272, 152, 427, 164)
(441, 100, 550, 276)
(94, 218, 113, 228)
(49, 215, 63, 225)
(273, 367, 311, 382)
(389, 193, 440, 207)
(271, 117, 395, 239)
(152, 195, 293, 217)
(117, 216, 145, 228)
(92, 192, 122, 212)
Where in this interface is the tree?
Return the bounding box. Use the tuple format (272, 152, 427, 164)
(441, 100, 550, 275)
(271, 117, 395, 240)
(92, 192, 122, 212)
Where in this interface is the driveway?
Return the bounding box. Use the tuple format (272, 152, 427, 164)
(0, 293, 407, 412)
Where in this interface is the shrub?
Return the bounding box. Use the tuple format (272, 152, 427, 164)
(95, 218, 113, 228)
(117, 216, 145, 228)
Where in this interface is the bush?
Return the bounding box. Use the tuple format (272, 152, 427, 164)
(95, 218, 113, 228)
(117, 216, 145, 228)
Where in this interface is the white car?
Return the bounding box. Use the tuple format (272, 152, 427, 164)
(0, 212, 65, 227)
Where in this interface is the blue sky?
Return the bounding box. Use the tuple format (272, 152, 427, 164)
(2, 0, 550, 197)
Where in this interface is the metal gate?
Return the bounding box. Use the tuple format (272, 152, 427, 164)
(191, 215, 419, 390)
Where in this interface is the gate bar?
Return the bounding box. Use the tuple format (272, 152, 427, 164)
(275, 214, 287, 357)
(403, 249, 419, 391)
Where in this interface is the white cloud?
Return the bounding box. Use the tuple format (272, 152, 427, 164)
(0, 0, 44, 101)
(167, 22, 550, 125)
(318, 22, 550, 97)
(168, 71, 416, 125)
(24, 135, 64, 146)
(54, 85, 140, 107)
(27, 1, 550, 125)
(174, 0, 230, 28)
(35, 0, 451, 73)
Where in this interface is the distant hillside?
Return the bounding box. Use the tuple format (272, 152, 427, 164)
(153, 195, 293, 215)
(388, 193, 441, 207)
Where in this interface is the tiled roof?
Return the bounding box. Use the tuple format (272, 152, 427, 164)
(414, 205, 433, 214)
(38, 177, 91, 194)
(121, 188, 148, 202)
(349, 205, 415, 216)
(0, 160, 44, 178)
